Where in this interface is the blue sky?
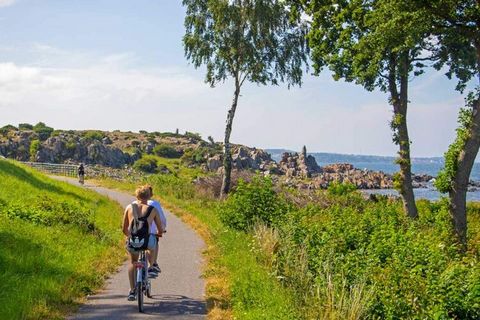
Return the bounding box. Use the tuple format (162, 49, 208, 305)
(0, 0, 471, 157)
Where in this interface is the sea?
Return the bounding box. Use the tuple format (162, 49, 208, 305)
(266, 149, 480, 201)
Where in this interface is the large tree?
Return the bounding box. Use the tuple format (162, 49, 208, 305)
(418, 0, 480, 247)
(183, 0, 308, 197)
(292, 0, 435, 218)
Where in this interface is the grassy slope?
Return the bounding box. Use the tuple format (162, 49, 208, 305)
(94, 157, 299, 320)
(0, 160, 124, 320)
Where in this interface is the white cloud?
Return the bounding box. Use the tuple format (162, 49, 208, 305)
(0, 45, 468, 157)
(0, 0, 16, 8)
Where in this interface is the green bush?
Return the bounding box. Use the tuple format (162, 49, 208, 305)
(153, 144, 182, 158)
(33, 122, 54, 141)
(18, 123, 33, 130)
(0, 124, 17, 135)
(29, 139, 40, 161)
(83, 130, 104, 141)
(274, 197, 480, 319)
(181, 147, 211, 165)
(219, 176, 287, 231)
(327, 181, 357, 196)
(133, 156, 158, 173)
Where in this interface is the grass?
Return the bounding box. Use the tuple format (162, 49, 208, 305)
(0, 159, 124, 320)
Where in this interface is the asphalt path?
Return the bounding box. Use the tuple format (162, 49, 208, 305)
(55, 177, 206, 319)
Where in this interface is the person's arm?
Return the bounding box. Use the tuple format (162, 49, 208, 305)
(122, 206, 130, 237)
(152, 208, 163, 236)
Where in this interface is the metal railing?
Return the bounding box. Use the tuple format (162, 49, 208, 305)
(22, 162, 78, 177)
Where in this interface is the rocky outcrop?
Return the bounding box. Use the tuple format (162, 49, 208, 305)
(205, 146, 278, 173)
(0, 130, 139, 168)
(278, 146, 322, 178)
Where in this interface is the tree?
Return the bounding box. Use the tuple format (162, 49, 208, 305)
(183, 0, 308, 197)
(293, 0, 435, 218)
(418, 0, 480, 247)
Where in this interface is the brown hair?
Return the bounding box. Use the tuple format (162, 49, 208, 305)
(135, 186, 150, 201)
(144, 184, 153, 197)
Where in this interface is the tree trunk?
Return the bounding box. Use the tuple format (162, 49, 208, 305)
(389, 53, 418, 219)
(220, 77, 241, 198)
(393, 102, 418, 219)
(449, 44, 480, 247)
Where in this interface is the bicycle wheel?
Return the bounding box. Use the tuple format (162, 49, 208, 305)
(146, 279, 152, 298)
(137, 281, 144, 312)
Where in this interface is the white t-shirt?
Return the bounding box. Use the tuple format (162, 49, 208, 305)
(147, 199, 167, 234)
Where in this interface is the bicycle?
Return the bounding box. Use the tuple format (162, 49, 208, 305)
(133, 250, 152, 312)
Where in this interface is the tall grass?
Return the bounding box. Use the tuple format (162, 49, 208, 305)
(0, 159, 124, 319)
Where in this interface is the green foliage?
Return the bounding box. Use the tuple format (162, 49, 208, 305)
(219, 176, 287, 231)
(436, 92, 477, 193)
(18, 123, 33, 130)
(181, 147, 211, 165)
(133, 155, 158, 173)
(327, 181, 357, 196)
(0, 124, 17, 135)
(66, 139, 77, 153)
(0, 159, 123, 319)
(184, 131, 202, 140)
(83, 130, 104, 141)
(274, 195, 480, 319)
(29, 139, 40, 161)
(183, 0, 308, 87)
(153, 144, 182, 158)
(33, 122, 54, 141)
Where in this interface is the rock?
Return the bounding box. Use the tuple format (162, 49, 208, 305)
(207, 154, 223, 171)
(278, 147, 322, 178)
(102, 136, 112, 145)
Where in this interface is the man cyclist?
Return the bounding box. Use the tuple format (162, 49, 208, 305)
(122, 185, 163, 301)
(145, 184, 167, 276)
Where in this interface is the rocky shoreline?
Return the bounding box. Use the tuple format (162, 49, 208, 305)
(1, 126, 478, 191)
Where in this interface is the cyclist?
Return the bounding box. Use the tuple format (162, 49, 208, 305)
(145, 185, 167, 276)
(122, 185, 163, 301)
(78, 163, 85, 184)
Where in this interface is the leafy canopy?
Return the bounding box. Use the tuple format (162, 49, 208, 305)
(298, 0, 433, 92)
(183, 0, 308, 87)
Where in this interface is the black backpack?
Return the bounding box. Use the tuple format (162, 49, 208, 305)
(127, 203, 154, 250)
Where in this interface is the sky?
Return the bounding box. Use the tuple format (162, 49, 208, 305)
(0, 0, 473, 157)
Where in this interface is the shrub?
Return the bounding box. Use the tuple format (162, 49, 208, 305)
(327, 181, 357, 196)
(83, 130, 103, 141)
(154, 144, 182, 158)
(133, 156, 158, 173)
(33, 122, 54, 141)
(18, 123, 33, 130)
(184, 131, 202, 140)
(181, 147, 210, 165)
(29, 140, 40, 161)
(0, 124, 17, 135)
(219, 176, 287, 231)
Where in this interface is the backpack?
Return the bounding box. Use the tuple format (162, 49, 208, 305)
(127, 203, 154, 250)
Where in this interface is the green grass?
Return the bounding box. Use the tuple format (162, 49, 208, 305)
(0, 159, 124, 320)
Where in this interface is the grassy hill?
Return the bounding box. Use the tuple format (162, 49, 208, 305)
(0, 159, 124, 320)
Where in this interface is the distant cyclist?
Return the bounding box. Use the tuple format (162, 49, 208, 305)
(122, 185, 163, 301)
(78, 163, 85, 184)
(145, 185, 167, 276)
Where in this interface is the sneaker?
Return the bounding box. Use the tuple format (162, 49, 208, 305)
(152, 263, 161, 273)
(127, 290, 136, 301)
(148, 267, 158, 278)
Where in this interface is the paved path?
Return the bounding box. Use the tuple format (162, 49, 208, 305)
(55, 177, 206, 319)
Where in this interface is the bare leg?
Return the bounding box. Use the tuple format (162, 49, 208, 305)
(153, 238, 159, 264)
(128, 252, 139, 290)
